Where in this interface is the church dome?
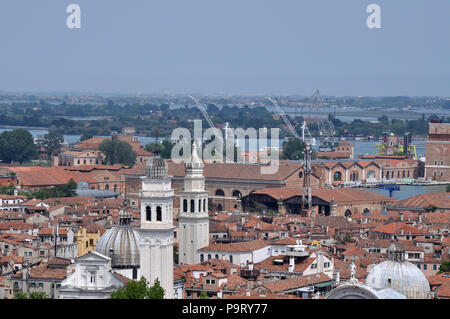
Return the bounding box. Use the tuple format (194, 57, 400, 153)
(95, 208, 140, 268)
(365, 242, 431, 299)
(146, 156, 168, 179)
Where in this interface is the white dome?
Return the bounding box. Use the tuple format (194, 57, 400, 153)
(95, 226, 140, 268)
(365, 260, 431, 299)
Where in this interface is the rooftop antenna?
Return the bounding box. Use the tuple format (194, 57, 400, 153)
(154, 129, 161, 157)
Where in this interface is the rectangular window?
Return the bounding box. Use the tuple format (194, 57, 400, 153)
(423, 264, 427, 270)
(433, 265, 437, 270)
(38, 283, 43, 289)
(31, 282, 36, 288)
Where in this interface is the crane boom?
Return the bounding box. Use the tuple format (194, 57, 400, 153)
(267, 97, 313, 211)
(188, 95, 216, 130)
(266, 97, 301, 140)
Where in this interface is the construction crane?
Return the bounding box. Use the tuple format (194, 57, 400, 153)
(266, 97, 315, 146)
(188, 95, 216, 130)
(266, 97, 313, 211)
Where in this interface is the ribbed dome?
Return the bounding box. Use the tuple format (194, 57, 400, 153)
(365, 242, 430, 299)
(95, 226, 140, 268)
(146, 156, 168, 179)
(365, 260, 430, 299)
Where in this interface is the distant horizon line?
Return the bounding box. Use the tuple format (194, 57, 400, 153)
(0, 90, 449, 99)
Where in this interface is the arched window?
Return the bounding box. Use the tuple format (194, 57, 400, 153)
(386, 171, 390, 179)
(207, 254, 211, 260)
(215, 254, 219, 259)
(156, 206, 162, 221)
(232, 190, 242, 198)
(146, 206, 151, 221)
(350, 171, 359, 181)
(199, 199, 202, 212)
(203, 199, 206, 212)
(105, 184, 109, 190)
(367, 170, 376, 180)
(333, 171, 342, 182)
(215, 189, 225, 196)
(190, 199, 195, 213)
(229, 255, 233, 263)
(344, 209, 352, 218)
(402, 170, 405, 178)
(200, 254, 204, 262)
(217, 203, 223, 211)
(113, 184, 117, 192)
(363, 208, 370, 216)
(83, 159, 86, 164)
(183, 199, 187, 213)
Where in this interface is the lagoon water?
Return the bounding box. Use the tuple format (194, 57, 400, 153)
(361, 184, 447, 200)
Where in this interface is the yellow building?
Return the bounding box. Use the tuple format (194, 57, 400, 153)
(74, 224, 106, 257)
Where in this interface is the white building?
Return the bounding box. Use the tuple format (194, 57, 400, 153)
(58, 251, 128, 299)
(178, 141, 210, 265)
(138, 152, 175, 299)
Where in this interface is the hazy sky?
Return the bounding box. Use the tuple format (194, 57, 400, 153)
(0, 0, 449, 96)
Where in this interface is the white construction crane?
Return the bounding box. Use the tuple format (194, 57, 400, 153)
(266, 97, 313, 210)
(188, 95, 216, 130)
(266, 97, 315, 146)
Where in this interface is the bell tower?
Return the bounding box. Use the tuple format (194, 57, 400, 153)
(138, 149, 174, 298)
(178, 140, 210, 265)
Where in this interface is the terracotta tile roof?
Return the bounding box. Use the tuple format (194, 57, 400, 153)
(11, 266, 67, 280)
(397, 193, 450, 210)
(261, 272, 332, 293)
(199, 240, 270, 253)
(257, 255, 315, 273)
(342, 245, 368, 256)
(38, 227, 68, 235)
(0, 194, 27, 200)
(11, 166, 96, 187)
(371, 222, 429, 235)
(44, 196, 96, 207)
(112, 271, 132, 284)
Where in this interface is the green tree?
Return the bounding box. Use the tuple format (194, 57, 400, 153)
(14, 291, 48, 299)
(99, 139, 137, 166)
(438, 260, 450, 274)
(0, 129, 36, 164)
(199, 290, 209, 299)
(110, 277, 165, 299)
(33, 178, 78, 200)
(41, 132, 64, 156)
(147, 278, 165, 299)
(145, 140, 174, 159)
(282, 138, 316, 160)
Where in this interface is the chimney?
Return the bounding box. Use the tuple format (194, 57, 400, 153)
(288, 256, 295, 273)
(248, 263, 254, 271)
(399, 212, 404, 222)
(217, 290, 223, 298)
(246, 289, 251, 297)
(418, 212, 423, 224)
